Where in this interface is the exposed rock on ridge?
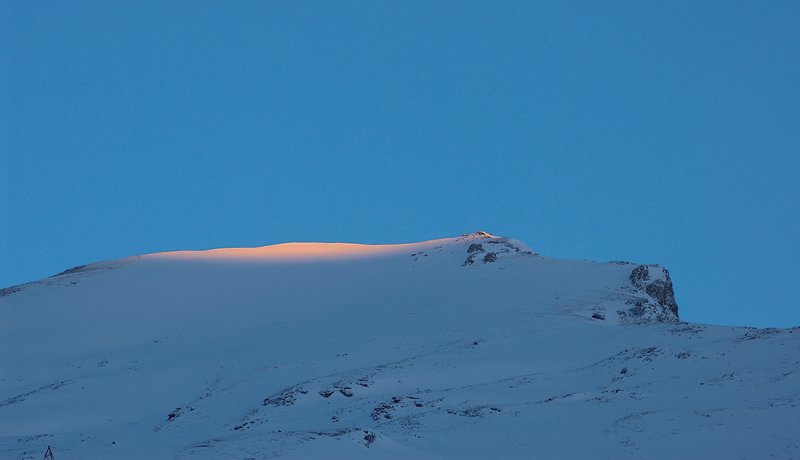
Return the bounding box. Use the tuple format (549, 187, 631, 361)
(619, 264, 679, 324)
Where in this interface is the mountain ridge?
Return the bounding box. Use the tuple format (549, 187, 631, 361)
(1, 233, 798, 459)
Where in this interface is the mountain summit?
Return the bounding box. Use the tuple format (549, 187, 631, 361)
(1, 233, 797, 459)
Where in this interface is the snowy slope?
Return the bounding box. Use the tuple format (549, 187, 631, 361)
(1, 232, 798, 459)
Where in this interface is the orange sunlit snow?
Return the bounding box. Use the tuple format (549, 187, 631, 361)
(150, 240, 451, 262)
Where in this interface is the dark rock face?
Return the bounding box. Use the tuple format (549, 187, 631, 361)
(0, 285, 24, 297)
(264, 386, 307, 406)
(629, 265, 650, 284)
(627, 265, 679, 320)
(646, 277, 678, 316)
(461, 234, 534, 266)
(467, 243, 484, 254)
(338, 387, 354, 397)
(167, 407, 181, 422)
(52, 265, 88, 277)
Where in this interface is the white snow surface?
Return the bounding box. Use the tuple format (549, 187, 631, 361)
(1, 232, 798, 459)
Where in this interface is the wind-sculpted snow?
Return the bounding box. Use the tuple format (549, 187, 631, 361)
(1, 233, 798, 459)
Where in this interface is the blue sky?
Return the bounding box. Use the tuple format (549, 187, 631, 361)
(1, 1, 798, 327)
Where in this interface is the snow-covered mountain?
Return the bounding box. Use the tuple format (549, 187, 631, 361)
(1, 232, 798, 459)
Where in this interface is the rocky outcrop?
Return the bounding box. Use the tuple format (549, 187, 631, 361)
(618, 264, 679, 324)
(629, 265, 678, 316)
(459, 232, 535, 266)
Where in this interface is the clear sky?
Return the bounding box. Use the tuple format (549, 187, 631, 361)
(1, 1, 798, 327)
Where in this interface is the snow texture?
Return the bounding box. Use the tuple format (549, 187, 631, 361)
(1, 232, 798, 459)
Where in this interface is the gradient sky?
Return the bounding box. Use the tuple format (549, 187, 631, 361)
(1, 1, 798, 327)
